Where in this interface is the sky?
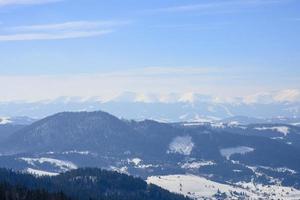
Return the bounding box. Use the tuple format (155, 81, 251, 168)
(0, 0, 299, 103)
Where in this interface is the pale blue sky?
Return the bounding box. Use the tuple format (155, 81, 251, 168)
(0, 0, 299, 102)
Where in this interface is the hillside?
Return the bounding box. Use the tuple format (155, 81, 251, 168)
(0, 111, 300, 198)
(0, 168, 189, 200)
(0, 183, 70, 200)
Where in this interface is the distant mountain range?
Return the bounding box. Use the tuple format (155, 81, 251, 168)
(0, 116, 37, 125)
(218, 115, 300, 126)
(0, 110, 300, 199)
(0, 116, 36, 141)
(1, 97, 300, 122)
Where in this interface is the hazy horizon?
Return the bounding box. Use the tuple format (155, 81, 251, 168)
(0, 0, 299, 103)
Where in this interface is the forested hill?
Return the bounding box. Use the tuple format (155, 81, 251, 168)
(0, 168, 190, 200)
(0, 183, 70, 200)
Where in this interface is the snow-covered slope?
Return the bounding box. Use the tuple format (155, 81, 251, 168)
(254, 126, 290, 136)
(167, 136, 194, 156)
(220, 146, 254, 160)
(26, 168, 59, 176)
(19, 157, 77, 172)
(147, 174, 300, 200)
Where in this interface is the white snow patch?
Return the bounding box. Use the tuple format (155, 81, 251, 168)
(167, 136, 194, 156)
(291, 122, 300, 126)
(136, 164, 158, 169)
(259, 166, 297, 174)
(254, 126, 290, 136)
(271, 136, 284, 140)
(181, 160, 215, 169)
(220, 146, 254, 160)
(210, 122, 226, 129)
(276, 167, 297, 174)
(62, 150, 95, 156)
(128, 158, 142, 166)
(182, 122, 205, 127)
(19, 157, 77, 171)
(110, 166, 129, 174)
(127, 158, 158, 169)
(26, 168, 59, 176)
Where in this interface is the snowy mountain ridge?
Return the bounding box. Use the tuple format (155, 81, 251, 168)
(0, 111, 300, 199)
(1, 95, 300, 121)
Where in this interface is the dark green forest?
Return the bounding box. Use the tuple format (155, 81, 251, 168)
(0, 168, 190, 200)
(0, 183, 70, 200)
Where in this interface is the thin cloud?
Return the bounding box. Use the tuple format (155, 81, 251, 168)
(0, 0, 61, 7)
(150, 22, 231, 32)
(0, 67, 298, 103)
(0, 20, 129, 41)
(0, 30, 112, 41)
(149, 0, 285, 14)
(8, 20, 131, 32)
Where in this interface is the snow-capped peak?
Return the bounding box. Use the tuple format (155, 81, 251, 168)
(0, 117, 12, 125)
